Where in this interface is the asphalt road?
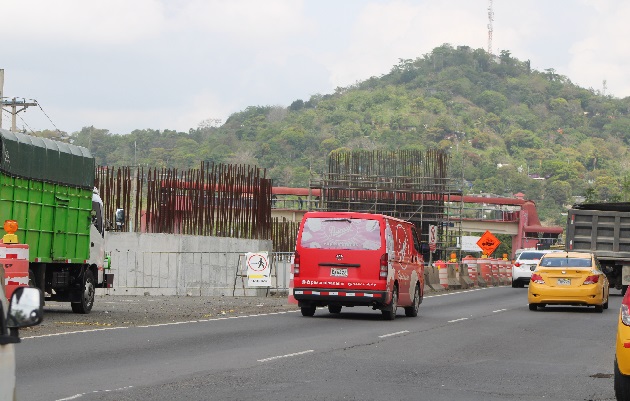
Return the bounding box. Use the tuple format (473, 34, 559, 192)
(16, 287, 619, 401)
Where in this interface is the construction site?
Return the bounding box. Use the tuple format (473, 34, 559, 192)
(309, 149, 463, 260)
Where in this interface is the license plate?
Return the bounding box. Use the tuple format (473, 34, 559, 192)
(557, 278, 571, 285)
(331, 268, 348, 277)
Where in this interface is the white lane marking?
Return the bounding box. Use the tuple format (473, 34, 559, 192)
(378, 330, 409, 338)
(23, 310, 302, 339)
(448, 317, 469, 323)
(493, 309, 507, 313)
(258, 349, 314, 362)
(55, 386, 134, 401)
(22, 326, 128, 339)
(424, 288, 486, 298)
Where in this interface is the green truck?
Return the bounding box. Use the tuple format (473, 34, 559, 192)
(0, 128, 113, 313)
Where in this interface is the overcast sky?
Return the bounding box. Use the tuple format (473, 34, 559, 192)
(1, 0, 629, 135)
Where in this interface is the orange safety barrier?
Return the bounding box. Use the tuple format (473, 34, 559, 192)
(498, 259, 507, 285)
(0, 241, 30, 300)
(435, 260, 448, 289)
(478, 257, 492, 285)
(490, 258, 499, 286)
(462, 255, 478, 286)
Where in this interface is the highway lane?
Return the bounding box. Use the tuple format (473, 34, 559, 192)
(16, 287, 619, 401)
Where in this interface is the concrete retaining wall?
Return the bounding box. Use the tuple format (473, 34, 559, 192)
(100, 233, 274, 297)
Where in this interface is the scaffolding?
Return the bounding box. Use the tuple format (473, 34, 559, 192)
(309, 149, 463, 260)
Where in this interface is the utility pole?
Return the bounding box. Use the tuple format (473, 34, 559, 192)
(0, 69, 4, 129)
(0, 69, 38, 132)
(487, 0, 494, 55)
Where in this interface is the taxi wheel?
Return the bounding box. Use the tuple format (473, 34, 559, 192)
(301, 305, 316, 317)
(604, 292, 609, 310)
(594, 304, 603, 313)
(615, 358, 630, 401)
(528, 303, 538, 311)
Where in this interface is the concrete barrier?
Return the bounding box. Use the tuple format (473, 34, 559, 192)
(446, 261, 463, 289)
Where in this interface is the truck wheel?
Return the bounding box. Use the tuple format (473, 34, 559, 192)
(328, 305, 342, 314)
(301, 305, 316, 317)
(405, 284, 420, 317)
(71, 270, 95, 314)
(382, 286, 398, 320)
(28, 269, 37, 288)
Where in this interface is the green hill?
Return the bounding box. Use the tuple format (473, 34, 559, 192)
(43, 44, 630, 226)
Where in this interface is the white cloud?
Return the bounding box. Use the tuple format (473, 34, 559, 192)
(2, 0, 165, 44)
(328, 1, 486, 88)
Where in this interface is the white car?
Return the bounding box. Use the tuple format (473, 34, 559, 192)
(511, 249, 558, 288)
(0, 284, 44, 401)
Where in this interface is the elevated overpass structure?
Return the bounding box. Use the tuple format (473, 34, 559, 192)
(271, 188, 563, 257)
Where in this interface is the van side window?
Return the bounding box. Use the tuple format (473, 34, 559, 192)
(411, 227, 421, 252)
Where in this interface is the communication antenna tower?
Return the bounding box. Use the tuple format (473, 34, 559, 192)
(487, 0, 494, 55)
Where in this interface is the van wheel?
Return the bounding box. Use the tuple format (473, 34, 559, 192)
(301, 305, 316, 317)
(328, 305, 342, 314)
(382, 287, 398, 321)
(405, 284, 420, 317)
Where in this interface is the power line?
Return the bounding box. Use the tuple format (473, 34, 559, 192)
(34, 100, 63, 133)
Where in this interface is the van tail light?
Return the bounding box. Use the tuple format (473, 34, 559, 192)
(293, 252, 300, 277)
(531, 273, 545, 284)
(622, 292, 630, 326)
(583, 275, 599, 285)
(379, 253, 388, 279)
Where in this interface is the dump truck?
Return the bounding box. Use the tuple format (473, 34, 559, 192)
(566, 202, 630, 295)
(0, 128, 114, 313)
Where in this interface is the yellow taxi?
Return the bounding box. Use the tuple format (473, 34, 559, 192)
(615, 288, 630, 399)
(527, 251, 609, 312)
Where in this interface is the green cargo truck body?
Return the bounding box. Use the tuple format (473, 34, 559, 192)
(0, 128, 111, 313)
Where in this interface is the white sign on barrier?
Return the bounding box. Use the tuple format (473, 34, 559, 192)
(246, 252, 270, 287)
(462, 236, 482, 252)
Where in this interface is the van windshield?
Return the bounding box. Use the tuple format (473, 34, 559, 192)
(300, 218, 381, 250)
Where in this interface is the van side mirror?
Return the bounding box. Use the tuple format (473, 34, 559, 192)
(7, 287, 44, 329)
(115, 209, 125, 230)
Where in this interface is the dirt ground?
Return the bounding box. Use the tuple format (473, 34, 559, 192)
(19, 294, 300, 337)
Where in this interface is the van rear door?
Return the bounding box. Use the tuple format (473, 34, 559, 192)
(298, 215, 385, 290)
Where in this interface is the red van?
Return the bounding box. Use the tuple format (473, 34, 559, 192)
(293, 211, 425, 320)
